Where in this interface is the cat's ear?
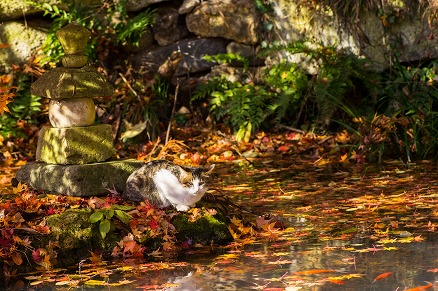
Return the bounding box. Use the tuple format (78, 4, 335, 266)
(179, 168, 192, 184)
(203, 164, 215, 175)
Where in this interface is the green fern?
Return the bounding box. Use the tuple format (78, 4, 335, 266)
(192, 58, 309, 141)
(203, 53, 250, 72)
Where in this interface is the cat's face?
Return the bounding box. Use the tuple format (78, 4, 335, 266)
(180, 164, 215, 194)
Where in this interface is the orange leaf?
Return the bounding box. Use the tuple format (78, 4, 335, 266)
(293, 269, 336, 275)
(405, 282, 433, 291)
(427, 268, 438, 273)
(88, 251, 103, 264)
(327, 278, 345, 285)
(11, 252, 23, 265)
(373, 272, 392, 282)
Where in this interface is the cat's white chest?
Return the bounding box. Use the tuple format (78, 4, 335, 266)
(153, 169, 205, 211)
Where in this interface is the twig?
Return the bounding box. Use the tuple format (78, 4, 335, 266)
(165, 79, 179, 145)
(278, 124, 305, 134)
(146, 137, 161, 161)
(118, 73, 141, 102)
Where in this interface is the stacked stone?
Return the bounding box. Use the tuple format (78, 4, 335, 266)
(16, 23, 144, 197)
(31, 23, 115, 165)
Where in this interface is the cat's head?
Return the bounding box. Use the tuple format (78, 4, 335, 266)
(179, 164, 215, 194)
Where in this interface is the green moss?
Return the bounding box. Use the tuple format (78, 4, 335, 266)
(172, 213, 233, 245)
(43, 209, 121, 266)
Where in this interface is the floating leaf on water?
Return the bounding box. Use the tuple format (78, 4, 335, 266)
(405, 281, 433, 291)
(293, 269, 336, 275)
(373, 272, 392, 282)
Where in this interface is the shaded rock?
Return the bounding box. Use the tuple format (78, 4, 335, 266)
(31, 66, 114, 99)
(36, 125, 115, 165)
(122, 29, 155, 54)
(270, 0, 438, 71)
(186, 0, 260, 44)
(15, 159, 144, 196)
(153, 5, 189, 46)
(0, 21, 47, 72)
(126, 0, 168, 11)
(0, 0, 60, 21)
(132, 38, 229, 76)
(178, 0, 200, 14)
(226, 42, 262, 65)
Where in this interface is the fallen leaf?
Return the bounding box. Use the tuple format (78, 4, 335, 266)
(293, 269, 336, 275)
(405, 281, 433, 291)
(373, 272, 391, 282)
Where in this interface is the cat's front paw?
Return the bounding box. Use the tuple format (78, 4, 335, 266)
(175, 204, 190, 212)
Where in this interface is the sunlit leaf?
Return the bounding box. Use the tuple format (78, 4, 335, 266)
(373, 272, 391, 282)
(405, 281, 433, 291)
(115, 210, 132, 224)
(99, 219, 111, 238)
(109, 279, 136, 286)
(90, 211, 103, 223)
(12, 182, 26, 194)
(85, 279, 106, 286)
(120, 120, 147, 140)
(293, 269, 336, 275)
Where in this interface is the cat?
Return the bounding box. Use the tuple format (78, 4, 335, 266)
(124, 160, 215, 211)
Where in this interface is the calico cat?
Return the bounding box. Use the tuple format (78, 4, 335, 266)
(124, 160, 215, 211)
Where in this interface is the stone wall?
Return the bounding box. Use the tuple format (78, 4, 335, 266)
(0, 0, 436, 77)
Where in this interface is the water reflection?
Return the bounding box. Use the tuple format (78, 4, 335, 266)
(12, 237, 436, 290)
(5, 160, 438, 290)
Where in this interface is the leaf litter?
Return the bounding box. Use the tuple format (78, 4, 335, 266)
(2, 128, 438, 289)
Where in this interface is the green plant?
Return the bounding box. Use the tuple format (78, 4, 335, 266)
(203, 53, 250, 72)
(0, 71, 42, 138)
(193, 59, 307, 141)
(89, 205, 134, 239)
(375, 59, 438, 160)
(30, 0, 155, 65)
(264, 62, 308, 124)
(269, 42, 375, 127)
(193, 77, 270, 141)
(350, 58, 438, 162)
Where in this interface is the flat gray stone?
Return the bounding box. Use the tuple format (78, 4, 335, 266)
(15, 159, 144, 196)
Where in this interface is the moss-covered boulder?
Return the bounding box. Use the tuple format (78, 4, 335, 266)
(36, 207, 232, 267)
(172, 212, 233, 245)
(43, 209, 121, 266)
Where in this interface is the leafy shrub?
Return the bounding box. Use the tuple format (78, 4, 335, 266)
(364, 59, 438, 161)
(192, 59, 307, 141)
(193, 43, 373, 141)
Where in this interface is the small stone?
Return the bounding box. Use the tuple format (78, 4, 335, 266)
(62, 55, 88, 68)
(49, 98, 96, 128)
(56, 22, 91, 55)
(36, 125, 115, 164)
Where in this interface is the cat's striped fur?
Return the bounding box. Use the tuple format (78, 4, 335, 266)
(124, 160, 214, 211)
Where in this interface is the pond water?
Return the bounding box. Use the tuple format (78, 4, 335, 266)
(4, 158, 438, 290)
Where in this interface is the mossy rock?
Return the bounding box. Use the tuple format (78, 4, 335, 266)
(43, 209, 121, 266)
(172, 213, 233, 245)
